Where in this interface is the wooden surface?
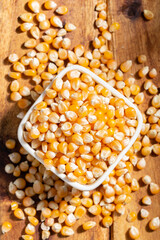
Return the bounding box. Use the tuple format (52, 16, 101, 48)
(0, 0, 159, 239)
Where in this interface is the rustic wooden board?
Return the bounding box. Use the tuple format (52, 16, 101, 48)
(0, 0, 108, 240)
(0, 0, 159, 240)
(109, 0, 160, 240)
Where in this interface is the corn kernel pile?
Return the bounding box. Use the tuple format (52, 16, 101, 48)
(2, 0, 160, 239)
(24, 71, 138, 185)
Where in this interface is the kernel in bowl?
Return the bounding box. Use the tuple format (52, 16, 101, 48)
(18, 65, 143, 191)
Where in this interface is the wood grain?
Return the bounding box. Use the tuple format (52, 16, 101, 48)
(0, 0, 108, 240)
(0, 0, 159, 240)
(109, 0, 160, 239)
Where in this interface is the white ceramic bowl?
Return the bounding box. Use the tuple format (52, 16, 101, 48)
(18, 65, 143, 191)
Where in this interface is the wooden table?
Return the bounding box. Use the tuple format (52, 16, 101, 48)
(0, 0, 159, 239)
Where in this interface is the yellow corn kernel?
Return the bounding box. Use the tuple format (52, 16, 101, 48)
(125, 194, 132, 204)
(20, 23, 33, 32)
(14, 208, 25, 219)
(136, 158, 146, 170)
(24, 69, 36, 77)
(39, 20, 51, 30)
(36, 53, 48, 64)
(109, 22, 120, 32)
(142, 175, 151, 185)
(130, 84, 140, 95)
(152, 95, 160, 108)
(115, 69, 124, 81)
(1, 221, 12, 234)
(115, 203, 125, 215)
(134, 92, 144, 104)
(149, 217, 160, 231)
(74, 206, 86, 219)
(131, 178, 140, 191)
(141, 146, 152, 156)
(30, 26, 40, 39)
(129, 226, 140, 239)
(52, 37, 62, 49)
(127, 212, 137, 222)
(22, 197, 35, 207)
(64, 213, 76, 227)
(58, 201, 67, 213)
(34, 85, 43, 95)
(28, 0, 40, 13)
(11, 201, 18, 211)
(42, 207, 52, 218)
(58, 48, 67, 60)
(99, 10, 107, 19)
(69, 197, 81, 207)
(140, 209, 149, 219)
(18, 99, 31, 109)
(37, 64, 46, 75)
(33, 180, 44, 194)
(68, 50, 77, 63)
(102, 216, 113, 228)
(44, 1, 57, 10)
(101, 206, 111, 216)
(22, 235, 33, 240)
(150, 182, 160, 194)
(142, 196, 151, 205)
(149, 68, 157, 78)
(74, 44, 85, 57)
(149, 84, 158, 95)
(20, 13, 33, 22)
(65, 23, 76, 32)
(48, 62, 57, 74)
(82, 221, 96, 231)
(19, 86, 30, 97)
(10, 92, 22, 102)
(96, 2, 106, 11)
(5, 139, 16, 149)
(78, 57, 89, 67)
(125, 107, 136, 118)
(20, 55, 31, 66)
(25, 223, 35, 235)
(143, 9, 154, 20)
(144, 79, 152, 90)
(24, 207, 36, 217)
(51, 209, 60, 218)
(13, 62, 25, 73)
(9, 72, 21, 79)
(57, 212, 66, 224)
(8, 53, 19, 63)
(61, 226, 74, 236)
(103, 50, 113, 60)
(42, 35, 53, 44)
(88, 205, 101, 216)
(137, 54, 147, 63)
(92, 191, 102, 205)
(36, 101, 47, 110)
(120, 60, 132, 72)
(138, 66, 149, 78)
(107, 59, 117, 70)
(56, 5, 68, 15)
(61, 38, 71, 50)
(36, 42, 49, 53)
(50, 16, 63, 28)
(24, 39, 37, 48)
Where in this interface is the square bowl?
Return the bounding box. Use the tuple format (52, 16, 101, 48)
(18, 65, 143, 191)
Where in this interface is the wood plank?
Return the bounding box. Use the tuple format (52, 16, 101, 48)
(0, 0, 109, 240)
(109, 0, 160, 239)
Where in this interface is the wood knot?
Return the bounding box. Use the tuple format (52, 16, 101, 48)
(121, 0, 142, 20)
